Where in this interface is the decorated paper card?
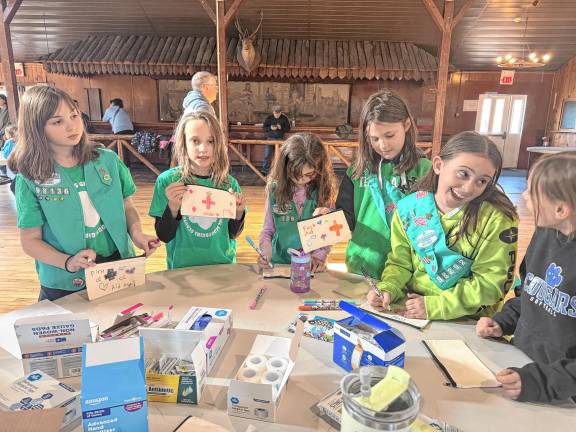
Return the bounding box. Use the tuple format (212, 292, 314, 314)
(85, 256, 146, 300)
(181, 185, 236, 219)
(297, 210, 352, 253)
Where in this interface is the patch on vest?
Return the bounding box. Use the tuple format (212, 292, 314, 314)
(72, 278, 85, 288)
(34, 173, 61, 187)
(499, 227, 518, 244)
(272, 204, 292, 215)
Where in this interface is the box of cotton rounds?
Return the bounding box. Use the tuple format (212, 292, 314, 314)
(227, 317, 306, 422)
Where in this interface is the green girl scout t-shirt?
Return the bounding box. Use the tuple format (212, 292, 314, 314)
(16, 158, 136, 258)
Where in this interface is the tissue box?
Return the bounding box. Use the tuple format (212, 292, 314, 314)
(140, 327, 207, 405)
(0, 370, 80, 432)
(175, 307, 232, 372)
(227, 318, 305, 423)
(81, 337, 148, 432)
(333, 302, 405, 372)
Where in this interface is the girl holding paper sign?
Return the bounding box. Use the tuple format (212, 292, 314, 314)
(149, 111, 246, 268)
(336, 90, 432, 280)
(258, 133, 336, 272)
(10, 85, 159, 301)
(367, 132, 518, 321)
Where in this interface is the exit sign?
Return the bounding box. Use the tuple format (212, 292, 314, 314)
(500, 70, 515, 85)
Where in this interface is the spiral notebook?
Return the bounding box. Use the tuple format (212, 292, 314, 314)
(423, 339, 501, 388)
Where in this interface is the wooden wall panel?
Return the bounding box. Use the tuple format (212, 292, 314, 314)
(0, 62, 47, 84)
(444, 71, 555, 169)
(546, 56, 576, 147)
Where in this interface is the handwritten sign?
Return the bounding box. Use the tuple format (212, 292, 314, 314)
(181, 185, 236, 219)
(297, 210, 352, 253)
(85, 256, 146, 300)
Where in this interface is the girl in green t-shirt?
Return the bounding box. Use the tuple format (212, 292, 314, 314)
(258, 133, 337, 272)
(9, 85, 159, 301)
(149, 111, 246, 269)
(336, 90, 432, 280)
(368, 132, 519, 321)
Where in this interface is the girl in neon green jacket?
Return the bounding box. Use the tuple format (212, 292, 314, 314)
(368, 131, 519, 320)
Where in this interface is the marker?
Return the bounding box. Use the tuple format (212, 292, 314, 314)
(360, 265, 390, 311)
(303, 299, 357, 305)
(246, 236, 273, 269)
(249, 286, 267, 310)
(299, 305, 341, 311)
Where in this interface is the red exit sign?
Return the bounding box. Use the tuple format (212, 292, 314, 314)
(500, 70, 515, 85)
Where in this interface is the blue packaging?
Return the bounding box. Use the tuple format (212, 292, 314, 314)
(81, 337, 148, 432)
(333, 301, 406, 372)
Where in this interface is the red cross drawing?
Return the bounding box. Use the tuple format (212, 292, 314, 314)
(202, 192, 215, 209)
(329, 220, 343, 236)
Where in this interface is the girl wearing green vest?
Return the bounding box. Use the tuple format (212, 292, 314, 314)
(10, 85, 159, 301)
(149, 111, 246, 269)
(367, 132, 519, 321)
(259, 133, 336, 272)
(336, 90, 432, 280)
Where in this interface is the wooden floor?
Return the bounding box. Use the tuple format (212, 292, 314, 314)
(0, 171, 533, 313)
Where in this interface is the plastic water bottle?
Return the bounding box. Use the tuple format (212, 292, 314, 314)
(290, 252, 311, 293)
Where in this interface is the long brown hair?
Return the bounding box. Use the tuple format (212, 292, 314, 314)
(416, 131, 517, 243)
(353, 89, 421, 179)
(9, 85, 96, 182)
(529, 152, 576, 238)
(267, 133, 336, 211)
(172, 111, 230, 187)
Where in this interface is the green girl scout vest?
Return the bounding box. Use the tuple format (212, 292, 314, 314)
(396, 191, 472, 290)
(270, 186, 317, 264)
(345, 158, 431, 279)
(21, 148, 134, 291)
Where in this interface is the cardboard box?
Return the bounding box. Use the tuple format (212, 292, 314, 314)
(14, 313, 92, 379)
(175, 307, 232, 373)
(227, 318, 305, 423)
(333, 302, 405, 372)
(140, 327, 207, 405)
(81, 337, 148, 432)
(0, 370, 81, 432)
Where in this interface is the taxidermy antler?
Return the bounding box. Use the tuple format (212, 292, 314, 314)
(235, 11, 263, 73)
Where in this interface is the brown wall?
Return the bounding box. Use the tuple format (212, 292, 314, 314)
(546, 56, 576, 147)
(2, 63, 556, 169)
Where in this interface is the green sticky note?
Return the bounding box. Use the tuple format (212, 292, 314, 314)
(354, 366, 410, 412)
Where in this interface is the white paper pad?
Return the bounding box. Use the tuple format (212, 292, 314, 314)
(0, 300, 71, 359)
(360, 303, 430, 330)
(423, 339, 501, 388)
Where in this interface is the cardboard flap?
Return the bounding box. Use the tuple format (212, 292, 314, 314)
(288, 315, 307, 362)
(339, 301, 391, 332)
(140, 328, 201, 359)
(251, 335, 292, 357)
(373, 327, 405, 351)
(14, 312, 89, 326)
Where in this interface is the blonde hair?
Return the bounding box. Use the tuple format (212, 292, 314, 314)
(267, 133, 336, 211)
(353, 89, 422, 179)
(4, 124, 17, 139)
(417, 131, 517, 243)
(529, 152, 576, 236)
(172, 111, 229, 187)
(8, 85, 96, 182)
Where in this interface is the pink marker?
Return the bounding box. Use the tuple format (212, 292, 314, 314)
(249, 286, 267, 310)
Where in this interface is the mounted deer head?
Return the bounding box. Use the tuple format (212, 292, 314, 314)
(235, 11, 263, 73)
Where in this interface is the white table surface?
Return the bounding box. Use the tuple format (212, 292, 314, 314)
(0, 264, 574, 431)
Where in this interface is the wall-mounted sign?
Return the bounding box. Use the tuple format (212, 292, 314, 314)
(499, 70, 515, 86)
(14, 63, 24, 77)
(463, 100, 479, 112)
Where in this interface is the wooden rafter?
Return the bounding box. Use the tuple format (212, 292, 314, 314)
(197, 0, 216, 24)
(420, 0, 444, 31)
(3, 0, 22, 24)
(453, 0, 475, 27)
(0, 0, 22, 121)
(216, 0, 228, 136)
(224, 0, 244, 27)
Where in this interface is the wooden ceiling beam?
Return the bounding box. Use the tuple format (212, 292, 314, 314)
(453, 0, 476, 28)
(0, 0, 22, 120)
(421, 0, 445, 31)
(197, 0, 216, 24)
(224, 0, 244, 28)
(3, 0, 22, 24)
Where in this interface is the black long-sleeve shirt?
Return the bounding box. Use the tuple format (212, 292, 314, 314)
(263, 114, 290, 139)
(493, 227, 576, 403)
(155, 205, 245, 243)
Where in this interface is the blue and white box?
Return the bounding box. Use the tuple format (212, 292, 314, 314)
(333, 301, 405, 372)
(81, 337, 148, 432)
(0, 370, 80, 432)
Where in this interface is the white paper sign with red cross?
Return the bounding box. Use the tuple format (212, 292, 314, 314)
(297, 210, 352, 253)
(181, 185, 236, 219)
